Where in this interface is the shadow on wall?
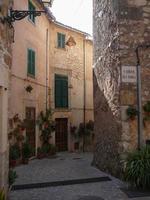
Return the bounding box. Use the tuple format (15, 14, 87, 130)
(92, 72, 122, 177)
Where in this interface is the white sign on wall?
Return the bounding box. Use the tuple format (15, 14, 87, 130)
(121, 66, 137, 83)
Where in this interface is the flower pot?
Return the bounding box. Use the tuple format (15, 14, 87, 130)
(22, 158, 29, 164)
(9, 160, 17, 168)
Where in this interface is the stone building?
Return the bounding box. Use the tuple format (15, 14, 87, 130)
(49, 21, 93, 152)
(93, 0, 150, 176)
(11, 0, 93, 153)
(0, 0, 13, 192)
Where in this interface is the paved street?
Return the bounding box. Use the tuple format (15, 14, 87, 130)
(9, 153, 150, 200)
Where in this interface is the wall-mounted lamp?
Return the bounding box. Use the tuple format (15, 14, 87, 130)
(0, 0, 53, 27)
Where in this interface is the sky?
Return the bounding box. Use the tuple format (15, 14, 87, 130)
(51, 0, 93, 35)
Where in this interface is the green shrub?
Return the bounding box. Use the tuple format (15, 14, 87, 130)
(0, 189, 5, 200)
(9, 170, 17, 186)
(9, 144, 20, 160)
(126, 106, 138, 119)
(124, 146, 150, 189)
(143, 101, 150, 113)
(22, 142, 32, 159)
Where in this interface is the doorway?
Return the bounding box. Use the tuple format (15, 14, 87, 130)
(55, 118, 68, 151)
(26, 107, 36, 154)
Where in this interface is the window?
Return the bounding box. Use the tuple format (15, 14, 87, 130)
(57, 33, 65, 48)
(28, 0, 36, 23)
(55, 74, 68, 108)
(27, 49, 35, 77)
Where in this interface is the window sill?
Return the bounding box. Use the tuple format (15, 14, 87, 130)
(27, 74, 36, 79)
(56, 47, 66, 51)
(54, 108, 71, 112)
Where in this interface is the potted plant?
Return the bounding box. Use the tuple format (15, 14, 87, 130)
(25, 85, 33, 93)
(9, 169, 17, 188)
(22, 141, 32, 164)
(9, 144, 20, 168)
(126, 106, 138, 120)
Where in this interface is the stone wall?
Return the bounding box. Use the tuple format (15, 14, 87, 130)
(93, 0, 150, 176)
(0, 0, 13, 192)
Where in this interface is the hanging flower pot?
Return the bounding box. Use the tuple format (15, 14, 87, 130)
(25, 85, 33, 93)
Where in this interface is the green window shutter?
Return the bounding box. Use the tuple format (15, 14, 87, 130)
(28, 49, 31, 75)
(57, 33, 65, 48)
(57, 33, 61, 48)
(28, 0, 36, 23)
(31, 50, 35, 76)
(55, 77, 62, 107)
(55, 75, 68, 108)
(62, 34, 65, 48)
(27, 49, 35, 77)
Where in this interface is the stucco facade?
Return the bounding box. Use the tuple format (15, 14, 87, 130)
(0, 0, 13, 192)
(11, 0, 93, 152)
(10, 0, 53, 151)
(93, 0, 150, 176)
(49, 21, 93, 151)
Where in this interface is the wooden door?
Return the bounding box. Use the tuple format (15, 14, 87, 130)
(55, 118, 68, 151)
(26, 107, 36, 154)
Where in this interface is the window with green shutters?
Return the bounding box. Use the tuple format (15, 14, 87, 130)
(57, 33, 65, 48)
(28, 0, 36, 23)
(27, 49, 35, 77)
(55, 74, 68, 108)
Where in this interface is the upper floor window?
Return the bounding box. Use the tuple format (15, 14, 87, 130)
(57, 33, 65, 48)
(27, 49, 35, 77)
(55, 74, 68, 108)
(28, 0, 36, 23)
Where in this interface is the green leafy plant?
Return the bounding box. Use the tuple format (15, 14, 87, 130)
(22, 141, 32, 160)
(126, 106, 138, 120)
(37, 144, 57, 158)
(143, 101, 150, 113)
(37, 109, 55, 145)
(8, 114, 26, 143)
(0, 189, 5, 200)
(9, 170, 17, 186)
(78, 120, 94, 138)
(9, 144, 20, 160)
(124, 146, 150, 189)
(25, 85, 33, 93)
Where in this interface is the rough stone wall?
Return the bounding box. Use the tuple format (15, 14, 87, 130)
(119, 0, 150, 152)
(93, 0, 150, 176)
(0, 0, 13, 192)
(93, 0, 122, 176)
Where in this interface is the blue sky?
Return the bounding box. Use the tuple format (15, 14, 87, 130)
(51, 0, 93, 35)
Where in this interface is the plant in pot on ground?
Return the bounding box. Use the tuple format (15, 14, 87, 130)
(143, 101, 150, 126)
(37, 109, 56, 158)
(124, 146, 150, 190)
(126, 106, 138, 120)
(22, 141, 32, 164)
(77, 120, 94, 151)
(9, 144, 21, 168)
(9, 169, 17, 188)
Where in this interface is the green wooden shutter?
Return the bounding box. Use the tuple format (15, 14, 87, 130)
(55, 75, 68, 108)
(28, 49, 31, 75)
(27, 49, 35, 77)
(62, 77, 68, 107)
(62, 34, 65, 48)
(57, 33, 61, 48)
(28, 0, 35, 23)
(31, 50, 35, 76)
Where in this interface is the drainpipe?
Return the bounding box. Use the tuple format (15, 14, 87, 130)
(46, 28, 48, 112)
(83, 36, 86, 152)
